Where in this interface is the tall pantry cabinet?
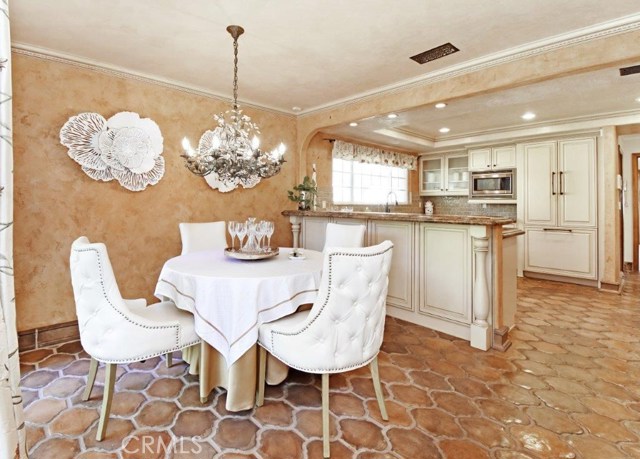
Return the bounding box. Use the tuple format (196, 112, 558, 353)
(523, 137, 597, 280)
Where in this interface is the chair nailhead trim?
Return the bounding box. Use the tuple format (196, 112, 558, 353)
(74, 246, 200, 362)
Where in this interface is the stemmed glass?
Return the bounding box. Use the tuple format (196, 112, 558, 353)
(257, 221, 268, 252)
(235, 222, 247, 251)
(228, 221, 238, 250)
(265, 221, 274, 251)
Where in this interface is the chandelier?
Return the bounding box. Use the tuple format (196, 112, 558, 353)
(181, 25, 286, 192)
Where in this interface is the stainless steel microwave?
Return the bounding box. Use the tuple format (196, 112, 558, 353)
(470, 169, 515, 199)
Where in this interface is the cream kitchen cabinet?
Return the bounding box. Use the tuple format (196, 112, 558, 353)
(522, 136, 597, 280)
(419, 152, 468, 196)
(417, 223, 471, 324)
(285, 210, 515, 351)
(300, 216, 330, 251)
(524, 227, 597, 279)
(300, 216, 367, 251)
(368, 220, 414, 311)
(468, 145, 516, 172)
(523, 138, 596, 228)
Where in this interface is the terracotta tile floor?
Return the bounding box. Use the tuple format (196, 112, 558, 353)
(21, 275, 640, 458)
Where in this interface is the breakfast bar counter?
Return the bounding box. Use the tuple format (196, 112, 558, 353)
(282, 210, 519, 351)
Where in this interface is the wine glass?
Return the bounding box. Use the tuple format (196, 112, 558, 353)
(235, 222, 247, 251)
(228, 221, 238, 250)
(265, 221, 274, 250)
(257, 221, 268, 252)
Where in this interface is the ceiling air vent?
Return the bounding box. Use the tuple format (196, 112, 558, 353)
(620, 64, 640, 76)
(410, 43, 459, 64)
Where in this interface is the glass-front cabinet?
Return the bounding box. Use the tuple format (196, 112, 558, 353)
(420, 157, 444, 193)
(419, 151, 468, 196)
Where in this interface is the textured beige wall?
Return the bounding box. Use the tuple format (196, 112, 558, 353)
(12, 53, 298, 331)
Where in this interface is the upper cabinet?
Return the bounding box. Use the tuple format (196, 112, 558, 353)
(468, 145, 516, 172)
(419, 151, 468, 196)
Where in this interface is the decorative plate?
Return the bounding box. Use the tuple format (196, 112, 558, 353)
(224, 247, 279, 261)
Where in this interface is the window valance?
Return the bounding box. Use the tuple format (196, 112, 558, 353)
(332, 140, 417, 170)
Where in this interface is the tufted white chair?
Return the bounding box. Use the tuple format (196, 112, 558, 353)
(323, 222, 366, 251)
(257, 240, 393, 458)
(70, 237, 200, 441)
(179, 221, 227, 255)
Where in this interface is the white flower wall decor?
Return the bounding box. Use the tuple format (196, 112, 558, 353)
(60, 111, 165, 191)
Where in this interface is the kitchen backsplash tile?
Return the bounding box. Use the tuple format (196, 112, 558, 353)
(424, 196, 516, 218)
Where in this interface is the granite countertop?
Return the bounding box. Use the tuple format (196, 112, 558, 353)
(282, 210, 515, 226)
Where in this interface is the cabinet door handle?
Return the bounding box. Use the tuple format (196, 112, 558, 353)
(543, 228, 573, 233)
(551, 172, 556, 195)
(559, 171, 564, 195)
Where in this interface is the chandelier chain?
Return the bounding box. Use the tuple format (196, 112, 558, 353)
(232, 35, 239, 111)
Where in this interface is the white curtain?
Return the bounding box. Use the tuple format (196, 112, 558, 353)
(332, 140, 417, 170)
(0, 1, 26, 457)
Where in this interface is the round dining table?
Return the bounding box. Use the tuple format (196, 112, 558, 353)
(154, 247, 323, 411)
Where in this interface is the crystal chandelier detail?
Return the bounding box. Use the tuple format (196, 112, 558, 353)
(181, 25, 286, 192)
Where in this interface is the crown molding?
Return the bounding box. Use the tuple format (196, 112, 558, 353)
(424, 110, 640, 151)
(299, 13, 640, 117)
(11, 45, 295, 118)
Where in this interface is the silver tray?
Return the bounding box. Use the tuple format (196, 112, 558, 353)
(224, 247, 279, 261)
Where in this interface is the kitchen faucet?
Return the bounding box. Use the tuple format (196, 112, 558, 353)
(384, 191, 398, 213)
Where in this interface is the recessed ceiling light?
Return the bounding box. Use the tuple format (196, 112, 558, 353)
(439, 127, 450, 133)
(387, 113, 398, 119)
(349, 122, 358, 127)
(636, 97, 640, 103)
(521, 112, 536, 120)
(291, 106, 302, 112)
(435, 102, 447, 109)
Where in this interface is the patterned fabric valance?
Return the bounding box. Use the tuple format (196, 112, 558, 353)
(332, 140, 417, 170)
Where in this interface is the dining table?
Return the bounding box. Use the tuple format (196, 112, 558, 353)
(154, 247, 323, 411)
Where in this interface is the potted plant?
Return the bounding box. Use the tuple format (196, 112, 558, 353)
(287, 176, 317, 210)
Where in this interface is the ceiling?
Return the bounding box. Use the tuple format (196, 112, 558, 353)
(10, 0, 640, 151)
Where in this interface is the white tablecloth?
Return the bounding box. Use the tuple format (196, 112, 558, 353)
(154, 248, 322, 365)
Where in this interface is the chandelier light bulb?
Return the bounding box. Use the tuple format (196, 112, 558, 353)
(181, 137, 194, 156)
(251, 136, 260, 149)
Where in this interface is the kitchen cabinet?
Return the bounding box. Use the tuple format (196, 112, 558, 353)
(285, 210, 515, 351)
(301, 216, 367, 251)
(417, 223, 471, 323)
(419, 151, 468, 196)
(468, 145, 516, 172)
(369, 220, 414, 311)
(525, 228, 597, 279)
(301, 217, 329, 251)
(522, 137, 597, 280)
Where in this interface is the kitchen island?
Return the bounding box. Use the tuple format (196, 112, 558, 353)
(282, 210, 521, 351)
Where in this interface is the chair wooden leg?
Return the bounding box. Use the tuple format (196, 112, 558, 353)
(166, 352, 173, 368)
(96, 363, 117, 441)
(82, 358, 99, 401)
(322, 373, 330, 458)
(370, 356, 388, 421)
(256, 346, 267, 407)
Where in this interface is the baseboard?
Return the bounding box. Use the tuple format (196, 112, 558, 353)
(18, 320, 80, 351)
(523, 271, 598, 288)
(492, 326, 512, 352)
(599, 280, 623, 294)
